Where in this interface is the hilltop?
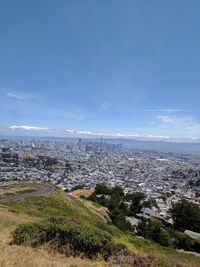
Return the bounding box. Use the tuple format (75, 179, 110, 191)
(0, 187, 200, 267)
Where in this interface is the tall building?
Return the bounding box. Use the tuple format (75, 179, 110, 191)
(78, 139, 82, 150)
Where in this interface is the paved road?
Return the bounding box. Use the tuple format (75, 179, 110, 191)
(0, 183, 53, 202)
(176, 249, 200, 257)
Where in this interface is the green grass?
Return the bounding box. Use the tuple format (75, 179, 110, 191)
(17, 188, 37, 194)
(1, 187, 37, 197)
(3, 193, 200, 267)
(4, 192, 16, 196)
(4, 194, 117, 235)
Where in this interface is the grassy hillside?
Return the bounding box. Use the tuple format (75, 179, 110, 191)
(0, 186, 36, 196)
(0, 189, 200, 267)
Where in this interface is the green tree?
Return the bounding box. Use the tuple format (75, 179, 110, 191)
(171, 200, 200, 232)
(130, 192, 145, 214)
(112, 186, 124, 198)
(95, 184, 111, 195)
(109, 208, 131, 231)
(196, 179, 200, 186)
(143, 198, 159, 209)
(45, 157, 58, 167)
(65, 161, 73, 173)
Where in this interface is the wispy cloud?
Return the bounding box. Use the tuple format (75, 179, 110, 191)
(157, 115, 175, 123)
(10, 125, 48, 131)
(6, 91, 32, 101)
(157, 115, 200, 132)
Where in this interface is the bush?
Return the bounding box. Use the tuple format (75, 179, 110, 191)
(70, 185, 84, 192)
(87, 192, 98, 202)
(172, 230, 194, 251)
(193, 238, 200, 253)
(12, 221, 114, 259)
(155, 227, 173, 247)
(137, 220, 173, 247)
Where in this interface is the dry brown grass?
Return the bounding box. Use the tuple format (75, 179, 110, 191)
(0, 243, 111, 267)
(0, 204, 112, 267)
(69, 189, 110, 221)
(84, 200, 110, 221)
(1, 191, 199, 267)
(0, 206, 36, 243)
(71, 188, 94, 198)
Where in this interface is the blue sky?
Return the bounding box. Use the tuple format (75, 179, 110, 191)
(1, 0, 200, 141)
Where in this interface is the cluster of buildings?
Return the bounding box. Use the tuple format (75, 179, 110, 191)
(0, 138, 200, 222)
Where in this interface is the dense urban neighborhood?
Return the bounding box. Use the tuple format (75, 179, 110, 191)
(1, 138, 200, 219)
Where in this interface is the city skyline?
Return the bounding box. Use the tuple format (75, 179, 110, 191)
(1, 1, 200, 141)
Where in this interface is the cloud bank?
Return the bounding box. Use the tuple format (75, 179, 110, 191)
(5, 125, 199, 143)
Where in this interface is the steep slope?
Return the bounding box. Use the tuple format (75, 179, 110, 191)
(0, 188, 200, 267)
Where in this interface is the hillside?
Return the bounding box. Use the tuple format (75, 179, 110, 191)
(0, 187, 200, 267)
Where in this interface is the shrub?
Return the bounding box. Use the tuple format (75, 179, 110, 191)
(112, 254, 154, 267)
(70, 185, 84, 192)
(193, 238, 200, 253)
(137, 220, 173, 247)
(172, 230, 194, 251)
(12, 221, 114, 259)
(87, 192, 98, 202)
(80, 195, 87, 200)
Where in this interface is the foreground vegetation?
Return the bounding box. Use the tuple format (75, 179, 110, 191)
(0, 186, 37, 196)
(12, 221, 113, 259)
(1, 188, 200, 267)
(86, 184, 200, 254)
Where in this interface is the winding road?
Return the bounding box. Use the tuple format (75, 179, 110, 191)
(0, 183, 53, 202)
